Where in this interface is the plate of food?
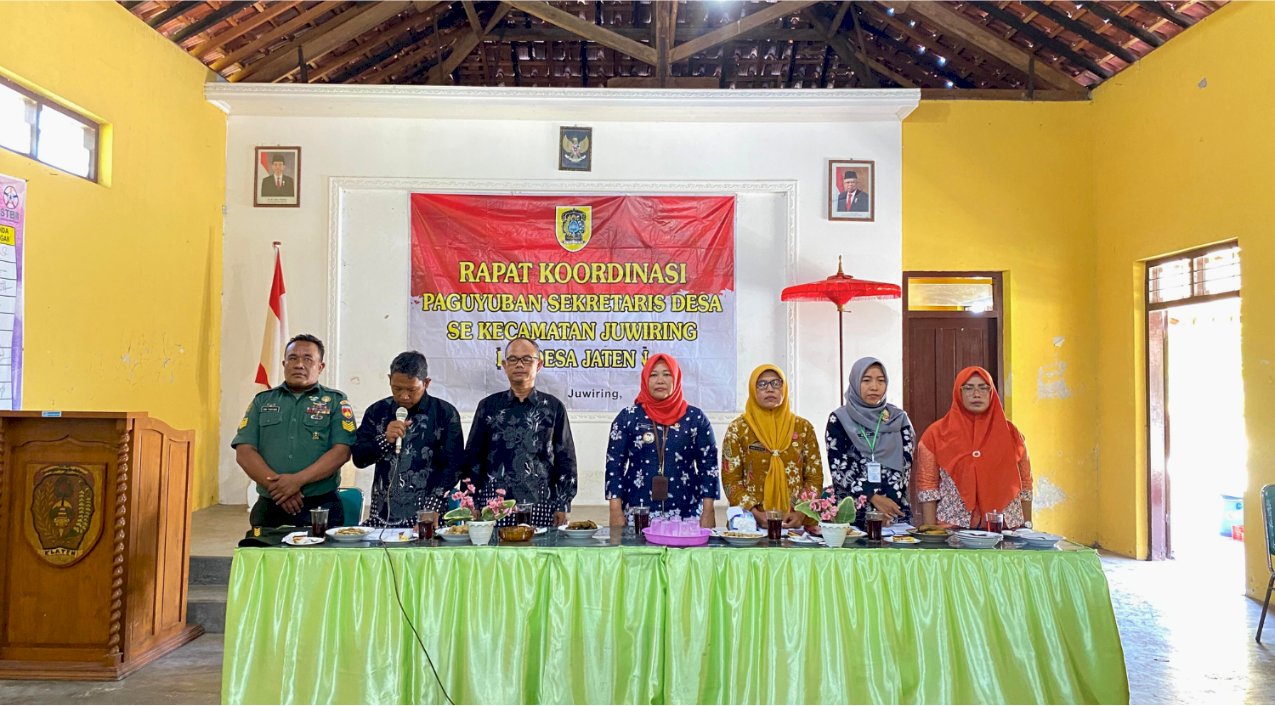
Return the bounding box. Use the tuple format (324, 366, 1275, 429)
(883, 534, 921, 546)
(720, 530, 767, 547)
(376, 528, 417, 543)
(283, 531, 324, 546)
(327, 526, 374, 542)
(908, 525, 955, 544)
(786, 531, 825, 546)
(1015, 531, 1062, 549)
(953, 529, 1002, 549)
(559, 520, 599, 539)
(438, 524, 471, 542)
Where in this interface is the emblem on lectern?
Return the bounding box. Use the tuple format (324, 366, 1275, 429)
(25, 465, 104, 567)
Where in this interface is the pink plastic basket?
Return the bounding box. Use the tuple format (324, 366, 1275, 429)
(643, 527, 710, 547)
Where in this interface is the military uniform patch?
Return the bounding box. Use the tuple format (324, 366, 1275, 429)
(340, 400, 355, 432)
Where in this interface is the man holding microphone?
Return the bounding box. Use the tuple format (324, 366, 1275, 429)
(352, 351, 466, 526)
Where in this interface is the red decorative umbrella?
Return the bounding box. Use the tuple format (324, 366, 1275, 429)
(781, 257, 902, 398)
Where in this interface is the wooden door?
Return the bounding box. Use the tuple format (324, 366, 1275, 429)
(903, 316, 1000, 438)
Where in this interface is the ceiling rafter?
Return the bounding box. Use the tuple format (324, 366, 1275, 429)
(803, 5, 880, 88)
(669, 1, 816, 64)
(857, 3, 995, 86)
(904, 1, 1079, 91)
(310, 2, 445, 83)
(967, 2, 1111, 79)
(234, 2, 413, 82)
(1086, 2, 1164, 48)
(190, 1, 300, 59)
(427, 2, 512, 83)
(209, 1, 344, 72)
(507, 1, 657, 65)
(1030, 3, 1138, 65)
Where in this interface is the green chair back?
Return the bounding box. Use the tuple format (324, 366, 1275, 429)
(337, 487, 364, 526)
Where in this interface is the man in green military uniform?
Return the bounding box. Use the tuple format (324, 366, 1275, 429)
(233, 333, 355, 528)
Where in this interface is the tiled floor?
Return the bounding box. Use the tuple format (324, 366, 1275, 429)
(3, 506, 1272, 704)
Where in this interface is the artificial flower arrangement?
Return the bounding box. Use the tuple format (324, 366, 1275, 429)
(443, 480, 516, 524)
(794, 487, 868, 525)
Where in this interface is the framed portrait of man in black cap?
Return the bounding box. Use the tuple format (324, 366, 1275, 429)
(828, 159, 874, 222)
(254, 146, 301, 207)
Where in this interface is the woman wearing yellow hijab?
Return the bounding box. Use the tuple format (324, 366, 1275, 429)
(721, 364, 824, 529)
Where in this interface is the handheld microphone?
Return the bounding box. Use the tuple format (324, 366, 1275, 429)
(394, 407, 408, 454)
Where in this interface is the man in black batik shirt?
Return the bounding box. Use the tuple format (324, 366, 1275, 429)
(353, 351, 465, 527)
(467, 337, 577, 528)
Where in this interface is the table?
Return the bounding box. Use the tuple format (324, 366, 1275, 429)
(221, 534, 1129, 704)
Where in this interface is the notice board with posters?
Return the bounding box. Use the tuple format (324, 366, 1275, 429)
(0, 174, 23, 410)
(409, 194, 736, 413)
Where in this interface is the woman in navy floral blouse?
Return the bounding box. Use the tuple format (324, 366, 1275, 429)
(605, 353, 720, 528)
(826, 357, 915, 526)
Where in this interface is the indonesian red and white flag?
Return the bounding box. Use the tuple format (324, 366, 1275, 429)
(254, 244, 288, 388)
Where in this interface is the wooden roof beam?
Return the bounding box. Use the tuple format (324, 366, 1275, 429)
(190, 2, 300, 59)
(209, 1, 344, 72)
(427, 2, 512, 84)
(903, 1, 1078, 91)
(234, 2, 418, 82)
(1031, 3, 1138, 65)
(966, 2, 1111, 80)
(670, 1, 816, 63)
(857, 21, 974, 87)
(804, 5, 880, 88)
(1086, 3, 1163, 48)
(858, 3, 998, 86)
(361, 24, 466, 84)
(507, 1, 657, 65)
(1137, 0, 1197, 28)
(810, 9, 911, 87)
(654, 0, 678, 84)
(170, 1, 256, 44)
(310, 1, 446, 83)
(147, 1, 201, 30)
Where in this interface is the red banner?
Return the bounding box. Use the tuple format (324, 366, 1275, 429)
(409, 194, 736, 412)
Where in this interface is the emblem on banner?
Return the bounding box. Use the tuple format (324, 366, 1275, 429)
(555, 206, 592, 253)
(25, 464, 104, 567)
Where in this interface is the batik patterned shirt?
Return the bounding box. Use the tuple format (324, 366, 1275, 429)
(352, 395, 465, 527)
(605, 405, 720, 521)
(466, 389, 577, 527)
(720, 416, 823, 511)
(825, 415, 915, 524)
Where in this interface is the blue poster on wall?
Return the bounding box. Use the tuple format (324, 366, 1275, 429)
(0, 173, 23, 409)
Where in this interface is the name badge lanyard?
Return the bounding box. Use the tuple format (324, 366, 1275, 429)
(654, 424, 669, 514)
(858, 413, 884, 484)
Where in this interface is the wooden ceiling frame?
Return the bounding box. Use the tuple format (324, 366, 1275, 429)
(507, 1, 658, 65)
(903, 1, 1079, 91)
(668, 1, 816, 63)
(857, 20, 975, 88)
(803, 4, 881, 88)
(1031, 2, 1138, 65)
(234, 1, 413, 83)
(360, 15, 470, 84)
(857, 2, 1002, 87)
(966, 2, 1111, 80)
(209, 1, 344, 72)
(309, 1, 445, 83)
(169, 1, 255, 44)
(147, 1, 202, 30)
(1137, 0, 1196, 28)
(189, 1, 300, 60)
(426, 2, 512, 84)
(1086, 2, 1164, 48)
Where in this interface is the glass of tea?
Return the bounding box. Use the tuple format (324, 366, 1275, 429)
(514, 504, 533, 527)
(865, 510, 884, 541)
(766, 510, 783, 542)
(984, 511, 1005, 535)
(309, 507, 330, 538)
(631, 506, 651, 537)
(416, 509, 437, 543)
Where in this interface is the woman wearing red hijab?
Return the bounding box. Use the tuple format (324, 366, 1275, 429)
(915, 366, 1034, 529)
(605, 353, 720, 528)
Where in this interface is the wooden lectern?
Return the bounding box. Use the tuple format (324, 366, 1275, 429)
(0, 412, 203, 680)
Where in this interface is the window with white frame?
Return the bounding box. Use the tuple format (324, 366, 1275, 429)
(0, 76, 99, 181)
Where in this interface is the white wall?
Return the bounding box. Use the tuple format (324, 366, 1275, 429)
(213, 85, 918, 507)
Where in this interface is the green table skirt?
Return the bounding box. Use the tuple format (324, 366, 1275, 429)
(221, 545, 1128, 704)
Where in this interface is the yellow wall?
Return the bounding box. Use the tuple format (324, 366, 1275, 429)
(1091, 1, 1275, 596)
(0, 2, 225, 508)
(902, 101, 1098, 544)
(904, 1, 1274, 599)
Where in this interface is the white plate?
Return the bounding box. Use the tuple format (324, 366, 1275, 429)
(558, 524, 601, 539)
(375, 528, 417, 543)
(438, 527, 472, 542)
(787, 532, 825, 546)
(883, 535, 922, 546)
(720, 531, 767, 547)
(327, 526, 374, 542)
(283, 531, 324, 546)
